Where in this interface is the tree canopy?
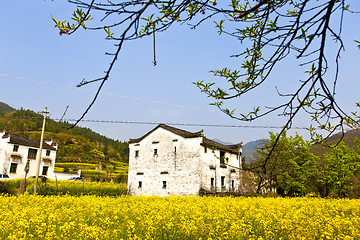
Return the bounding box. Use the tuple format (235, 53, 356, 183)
(251, 131, 360, 197)
(252, 131, 317, 195)
(53, 0, 360, 146)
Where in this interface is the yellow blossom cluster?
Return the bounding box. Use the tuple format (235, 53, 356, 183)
(0, 195, 359, 239)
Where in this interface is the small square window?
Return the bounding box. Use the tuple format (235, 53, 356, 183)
(42, 166, 49, 176)
(162, 181, 167, 189)
(135, 150, 139, 158)
(138, 181, 142, 188)
(46, 150, 51, 156)
(154, 149, 158, 156)
(13, 145, 19, 152)
(28, 148, 37, 160)
(10, 163, 17, 174)
(221, 176, 225, 187)
(220, 151, 225, 164)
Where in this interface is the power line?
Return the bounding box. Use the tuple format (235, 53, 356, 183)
(0, 115, 309, 130)
(67, 119, 307, 129)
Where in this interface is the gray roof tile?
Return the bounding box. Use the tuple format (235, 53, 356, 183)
(129, 124, 241, 154)
(4, 134, 56, 151)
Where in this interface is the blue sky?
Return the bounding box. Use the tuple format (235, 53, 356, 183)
(1, 1, 360, 144)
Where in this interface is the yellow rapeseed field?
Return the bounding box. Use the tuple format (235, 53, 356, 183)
(0, 195, 359, 239)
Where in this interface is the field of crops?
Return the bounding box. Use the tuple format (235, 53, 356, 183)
(7, 179, 127, 196)
(1, 195, 359, 239)
(54, 162, 128, 181)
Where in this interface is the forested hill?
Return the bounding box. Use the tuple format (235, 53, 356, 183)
(242, 139, 268, 164)
(0, 103, 129, 165)
(0, 102, 15, 115)
(310, 129, 360, 157)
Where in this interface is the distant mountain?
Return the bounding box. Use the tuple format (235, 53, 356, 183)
(211, 138, 269, 164)
(211, 139, 236, 145)
(311, 129, 360, 157)
(0, 102, 15, 115)
(242, 139, 269, 164)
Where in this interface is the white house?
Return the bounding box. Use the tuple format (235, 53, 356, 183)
(128, 124, 242, 196)
(0, 132, 58, 179)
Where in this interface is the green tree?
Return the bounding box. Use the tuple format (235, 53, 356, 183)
(313, 142, 360, 197)
(252, 131, 317, 196)
(53, 0, 359, 143)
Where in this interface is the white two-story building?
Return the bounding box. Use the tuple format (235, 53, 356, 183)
(0, 132, 58, 179)
(128, 124, 242, 196)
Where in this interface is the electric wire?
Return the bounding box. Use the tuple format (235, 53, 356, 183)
(0, 115, 310, 129)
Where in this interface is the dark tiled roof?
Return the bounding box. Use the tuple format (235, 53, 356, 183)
(4, 134, 56, 150)
(129, 124, 203, 144)
(202, 137, 242, 154)
(129, 124, 242, 154)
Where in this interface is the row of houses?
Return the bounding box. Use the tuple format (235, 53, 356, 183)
(0, 124, 243, 196)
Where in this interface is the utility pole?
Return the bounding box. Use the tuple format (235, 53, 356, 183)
(33, 107, 48, 195)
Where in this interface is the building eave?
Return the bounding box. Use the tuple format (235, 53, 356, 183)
(129, 124, 203, 144)
(8, 134, 57, 151)
(202, 137, 242, 154)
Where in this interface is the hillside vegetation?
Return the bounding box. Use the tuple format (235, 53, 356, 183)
(0, 102, 15, 115)
(0, 102, 129, 181)
(310, 129, 360, 156)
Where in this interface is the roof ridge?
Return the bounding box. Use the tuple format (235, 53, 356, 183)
(129, 124, 203, 144)
(202, 137, 242, 154)
(8, 134, 56, 150)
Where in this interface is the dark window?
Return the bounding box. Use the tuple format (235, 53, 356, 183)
(221, 176, 225, 187)
(10, 163, 17, 173)
(28, 148, 37, 160)
(42, 166, 49, 176)
(220, 151, 225, 164)
(154, 149, 158, 156)
(46, 150, 51, 156)
(204, 147, 207, 153)
(135, 150, 139, 158)
(13, 145, 19, 152)
(138, 181, 142, 188)
(211, 178, 214, 187)
(174, 147, 177, 154)
(232, 180, 235, 189)
(136, 172, 144, 175)
(162, 181, 167, 189)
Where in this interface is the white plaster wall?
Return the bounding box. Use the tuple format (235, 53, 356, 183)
(199, 147, 242, 193)
(128, 128, 203, 196)
(54, 171, 81, 180)
(0, 133, 57, 179)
